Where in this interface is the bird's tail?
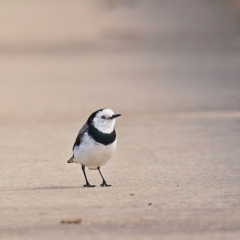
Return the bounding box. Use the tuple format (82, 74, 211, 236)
(67, 155, 76, 163)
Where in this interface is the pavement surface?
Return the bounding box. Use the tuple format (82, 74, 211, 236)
(0, 1, 240, 239)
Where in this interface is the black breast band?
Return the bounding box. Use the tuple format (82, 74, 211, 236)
(88, 126, 116, 145)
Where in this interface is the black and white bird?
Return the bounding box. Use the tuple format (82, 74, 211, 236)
(67, 108, 121, 187)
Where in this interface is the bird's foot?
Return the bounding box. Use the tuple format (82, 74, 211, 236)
(82, 183, 96, 188)
(100, 182, 112, 187)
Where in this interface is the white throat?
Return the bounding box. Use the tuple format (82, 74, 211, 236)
(93, 119, 115, 134)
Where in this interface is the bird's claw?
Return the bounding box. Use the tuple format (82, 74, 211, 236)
(100, 182, 112, 187)
(82, 184, 96, 188)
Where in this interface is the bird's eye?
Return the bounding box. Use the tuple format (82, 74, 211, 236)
(101, 116, 106, 119)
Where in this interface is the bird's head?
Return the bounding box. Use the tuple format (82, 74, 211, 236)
(87, 108, 121, 133)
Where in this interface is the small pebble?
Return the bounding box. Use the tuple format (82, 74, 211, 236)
(130, 193, 135, 196)
(148, 203, 152, 206)
(61, 218, 82, 224)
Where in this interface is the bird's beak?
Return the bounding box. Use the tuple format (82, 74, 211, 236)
(109, 114, 121, 119)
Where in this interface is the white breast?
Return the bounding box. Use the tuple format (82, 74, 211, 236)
(73, 132, 117, 170)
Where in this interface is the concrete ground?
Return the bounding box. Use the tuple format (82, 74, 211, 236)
(0, 0, 240, 239)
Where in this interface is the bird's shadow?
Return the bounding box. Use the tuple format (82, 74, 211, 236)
(1, 186, 82, 192)
(27, 186, 82, 191)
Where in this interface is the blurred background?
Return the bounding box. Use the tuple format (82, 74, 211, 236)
(1, 1, 240, 239)
(0, 0, 240, 123)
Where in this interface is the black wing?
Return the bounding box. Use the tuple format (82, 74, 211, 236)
(72, 123, 88, 151)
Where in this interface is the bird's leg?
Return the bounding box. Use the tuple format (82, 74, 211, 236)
(81, 165, 96, 188)
(98, 167, 112, 187)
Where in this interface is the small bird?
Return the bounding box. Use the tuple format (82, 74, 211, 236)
(67, 108, 121, 187)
